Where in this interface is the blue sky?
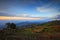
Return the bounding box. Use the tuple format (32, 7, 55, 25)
(0, 0, 60, 20)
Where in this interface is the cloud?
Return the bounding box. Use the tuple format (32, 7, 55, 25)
(36, 6, 57, 12)
(0, 12, 45, 20)
(56, 15, 60, 19)
(0, 12, 15, 16)
(18, 13, 29, 17)
(36, 0, 60, 13)
(0, 16, 44, 20)
(0, 13, 10, 16)
(36, 1, 60, 19)
(50, 14, 60, 20)
(37, 7, 49, 12)
(54, 15, 60, 20)
(0, 10, 21, 17)
(17, 13, 42, 18)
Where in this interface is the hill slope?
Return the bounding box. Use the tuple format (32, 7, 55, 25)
(22, 20, 60, 33)
(0, 20, 60, 40)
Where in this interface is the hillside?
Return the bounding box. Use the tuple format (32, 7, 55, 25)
(20, 20, 60, 34)
(0, 20, 60, 40)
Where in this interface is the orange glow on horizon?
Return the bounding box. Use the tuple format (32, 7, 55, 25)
(0, 16, 42, 20)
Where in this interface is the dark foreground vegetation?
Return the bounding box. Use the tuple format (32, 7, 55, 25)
(0, 20, 60, 40)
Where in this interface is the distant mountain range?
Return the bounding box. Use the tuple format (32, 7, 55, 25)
(0, 19, 52, 29)
(16, 19, 52, 26)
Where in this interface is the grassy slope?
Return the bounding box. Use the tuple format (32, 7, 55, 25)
(0, 20, 60, 40)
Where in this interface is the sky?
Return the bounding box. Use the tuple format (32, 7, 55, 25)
(0, 0, 60, 20)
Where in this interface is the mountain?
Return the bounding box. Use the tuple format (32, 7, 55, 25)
(16, 19, 52, 26)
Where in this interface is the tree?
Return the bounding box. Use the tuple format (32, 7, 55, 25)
(6, 23, 16, 29)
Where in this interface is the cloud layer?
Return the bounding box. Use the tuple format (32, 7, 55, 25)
(0, 16, 44, 20)
(53, 15, 60, 20)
